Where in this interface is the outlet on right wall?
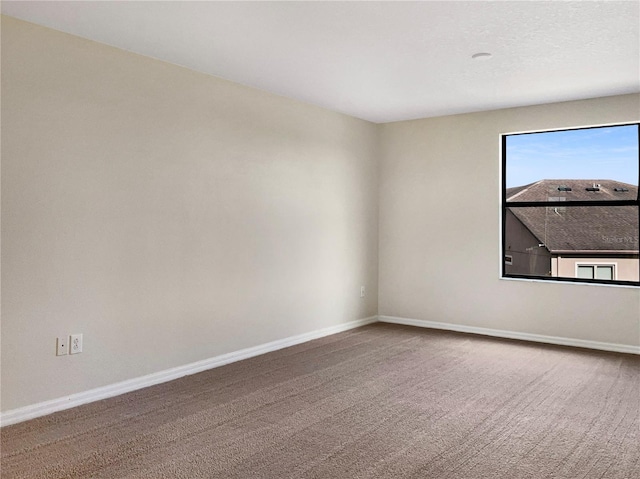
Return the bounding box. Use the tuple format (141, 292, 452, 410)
(378, 93, 640, 347)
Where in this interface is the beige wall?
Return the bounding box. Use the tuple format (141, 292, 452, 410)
(2, 15, 639, 416)
(379, 94, 640, 346)
(1, 17, 379, 411)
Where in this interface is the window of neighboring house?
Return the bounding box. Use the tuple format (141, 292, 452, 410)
(502, 123, 640, 286)
(576, 264, 615, 281)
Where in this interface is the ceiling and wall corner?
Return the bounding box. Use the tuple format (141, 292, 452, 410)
(1, 1, 638, 123)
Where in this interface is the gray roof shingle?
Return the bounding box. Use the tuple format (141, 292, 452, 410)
(507, 180, 638, 253)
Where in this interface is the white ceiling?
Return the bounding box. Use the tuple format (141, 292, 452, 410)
(2, 1, 639, 123)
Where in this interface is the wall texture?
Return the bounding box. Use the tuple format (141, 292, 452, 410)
(379, 93, 640, 346)
(1, 17, 379, 411)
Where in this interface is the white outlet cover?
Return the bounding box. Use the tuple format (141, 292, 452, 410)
(70, 334, 83, 354)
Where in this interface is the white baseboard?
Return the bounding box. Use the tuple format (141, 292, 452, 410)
(0, 316, 377, 427)
(4, 314, 636, 427)
(378, 315, 640, 355)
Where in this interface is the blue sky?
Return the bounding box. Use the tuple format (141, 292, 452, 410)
(506, 125, 639, 188)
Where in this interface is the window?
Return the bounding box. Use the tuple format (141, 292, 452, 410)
(576, 264, 615, 281)
(502, 123, 639, 286)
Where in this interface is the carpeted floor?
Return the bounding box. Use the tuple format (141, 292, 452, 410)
(1, 323, 639, 478)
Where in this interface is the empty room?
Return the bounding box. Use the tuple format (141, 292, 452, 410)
(1, 1, 639, 478)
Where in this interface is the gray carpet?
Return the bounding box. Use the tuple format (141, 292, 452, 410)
(2, 323, 639, 478)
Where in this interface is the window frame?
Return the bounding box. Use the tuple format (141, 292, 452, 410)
(501, 122, 640, 287)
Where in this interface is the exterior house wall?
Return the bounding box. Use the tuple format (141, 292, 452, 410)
(504, 209, 552, 276)
(556, 256, 639, 282)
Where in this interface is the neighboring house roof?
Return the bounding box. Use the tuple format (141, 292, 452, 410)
(506, 179, 639, 253)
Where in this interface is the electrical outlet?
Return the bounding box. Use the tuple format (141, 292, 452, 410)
(360, 286, 366, 298)
(56, 337, 68, 356)
(70, 333, 83, 354)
